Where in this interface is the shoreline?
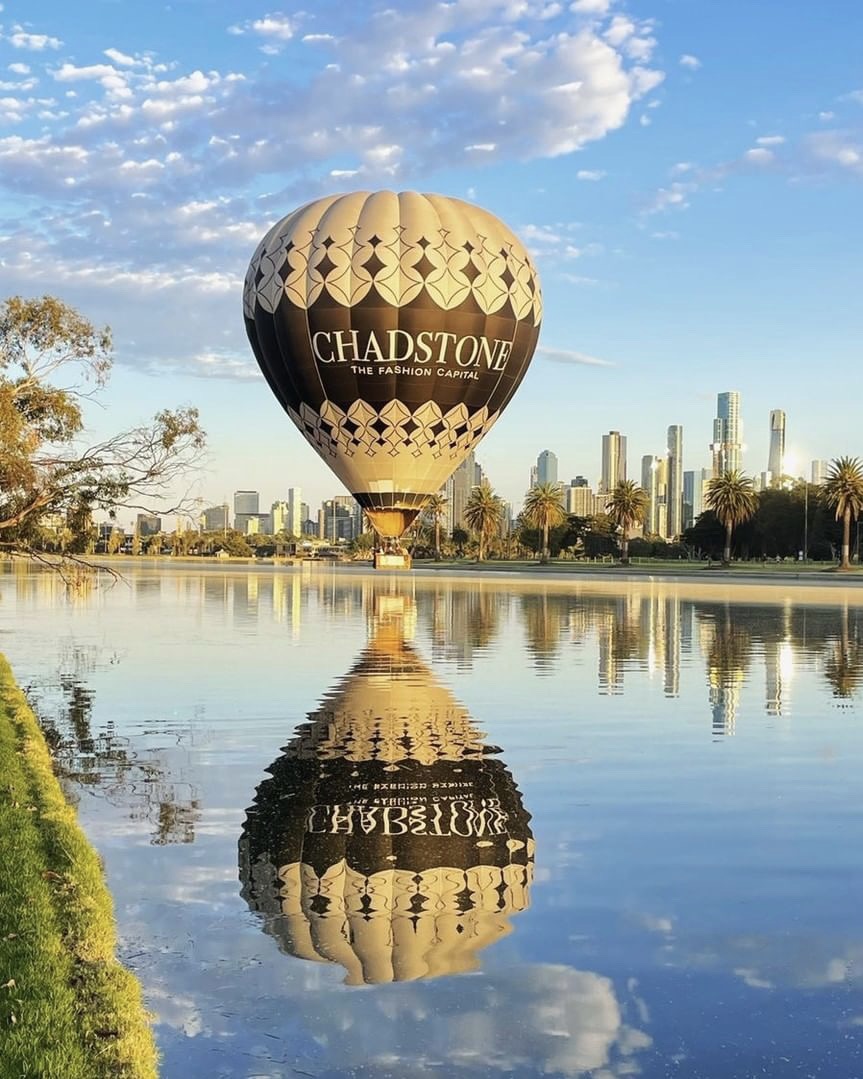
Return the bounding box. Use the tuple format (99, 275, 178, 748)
(0, 655, 158, 1079)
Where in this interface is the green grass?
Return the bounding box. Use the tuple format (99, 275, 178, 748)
(0, 655, 158, 1079)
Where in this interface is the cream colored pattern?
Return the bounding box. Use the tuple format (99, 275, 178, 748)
(244, 190, 542, 324)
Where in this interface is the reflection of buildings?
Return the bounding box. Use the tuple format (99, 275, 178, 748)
(239, 593, 533, 985)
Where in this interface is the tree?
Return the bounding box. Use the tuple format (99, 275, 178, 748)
(822, 456, 863, 570)
(451, 526, 469, 556)
(422, 492, 448, 560)
(0, 295, 205, 572)
(705, 470, 758, 564)
(463, 481, 503, 561)
(522, 482, 567, 564)
(605, 480, 649, 565)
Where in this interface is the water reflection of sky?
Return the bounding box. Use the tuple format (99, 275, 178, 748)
(2, 565, 863, 1077)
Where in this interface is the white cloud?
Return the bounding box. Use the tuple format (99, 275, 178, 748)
(577, 168, 606, 180)
(679, 54, 701, 70)
(570, 0, 611, 12)
(8, 62, 30, 75)
(230, 12, 295, 50)
(756, 134, 785, 146)
(6, 26, 62, 50)
(819, 110, 835, 121)
(538, 345, 613, 366)
(806, 131, 863, 174)
(743, 146, 774, 164)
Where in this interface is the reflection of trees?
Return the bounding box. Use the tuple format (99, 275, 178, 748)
(520, 593, 564, 672)
(29, 648, 200, 846)
(423, 586, 504, 668)
(823, 607, 863, 701)
(700, 608, 753, 736)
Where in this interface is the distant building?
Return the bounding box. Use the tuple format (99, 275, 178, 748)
(318, 496, 362, 542)
(233, 490, 260, 532)
(768, 410, 786, 483)
(811, 460, 829, 485)
(446, 451, 477, 532)
(641, 455, 668, 538)
(600, 431, 627, 493)
(683, 468, 713, 529)
(287, 487, 303, 537)
(245, 514, 272, 535)
(271, 501, 289, 534)
(566, 484, 606, 517)
(666, 425, 683, 539)
(571, 475, 589, 488)
(136, 513, 162, 537)
(535, 450, 558, 487)
(711, 392, 742, 476)
(201, 504, 229, 532)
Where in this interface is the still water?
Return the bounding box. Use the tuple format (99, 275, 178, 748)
(2, 565, 863, 1078)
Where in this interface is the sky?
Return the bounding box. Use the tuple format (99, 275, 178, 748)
(1, 0, 861, 526)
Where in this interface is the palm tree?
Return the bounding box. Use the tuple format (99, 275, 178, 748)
(463, 481, 503, 562)
(605, 480, 649, 565)
(822, 456, 863, 570)
(523, 482, 567, 564)
(423, 492, 448, 560)
(706, 470, 758, 564)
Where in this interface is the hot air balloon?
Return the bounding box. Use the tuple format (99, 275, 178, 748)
(239, 592, 534, 985)
(243, 191, 542, 544)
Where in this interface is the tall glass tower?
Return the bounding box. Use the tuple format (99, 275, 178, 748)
(666, 425, 683, 538)
(535, 450, 558, 487)
(711, 392, 741, 476)
(768, 410, 786, 482)
(601, 431, 627, 493)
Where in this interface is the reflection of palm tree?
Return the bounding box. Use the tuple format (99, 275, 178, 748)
(521, 593, 563, 671)
(706, 471, 758, 564)
(822, 456, 863, 570)
(824, 606, 863, 699)
(704, 609, 753, 735)
(605, 480, 648, 564)
(464, 481, 504, 561)
(523, 482, 566, 563)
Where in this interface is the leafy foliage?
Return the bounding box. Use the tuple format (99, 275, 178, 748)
(523, 482, 566, 563)
(0, 295, 205, 570)
(823, 456, 863, 569)
(463, 481, 504, 561)
(605, 480, 649, 564)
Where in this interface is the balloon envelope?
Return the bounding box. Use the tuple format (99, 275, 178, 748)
(244, 191, 542, 537)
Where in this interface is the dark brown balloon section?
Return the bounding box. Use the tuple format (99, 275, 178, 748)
(243, 191, 543, 539)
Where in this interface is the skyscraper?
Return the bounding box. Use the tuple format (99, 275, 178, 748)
(446, 451, 477, 531)
(666, 425, 683, 538)
(287, 487, 302, 537)
(710, 392, 742, 477)
(768, 410, 786, 483)
(233, 490, 259, 532)
(535, 450, 558, 487)
(601, 431, 627, 493)
(811, 460, 829, 486)
(641, 455, 668, 537)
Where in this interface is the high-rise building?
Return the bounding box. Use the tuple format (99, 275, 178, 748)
(600, 431, 627, 493)
(811, 460, 829, 485)
(641, 455, 668, 537)
(710, 392, 741, 476)
(135, 513, 162, 536)
(535, 450, 558, 487)
(287, 487, 303, 537)
(233, 490, 260, 532)
(201, 504, 229, 532)
(683, 467, 712, 528)
(271, 501, 289, 534)
(666, 425, 683, 539)
(566, 484, 606, 517)
(318, 496, 362, 542)
(446, 451, 477, 531)
(571, 476, 589, 488)
(768, 410, 786, 483)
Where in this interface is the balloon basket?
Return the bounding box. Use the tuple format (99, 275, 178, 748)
(374, 550, 412, 571)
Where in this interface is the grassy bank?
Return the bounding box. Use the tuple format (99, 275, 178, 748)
(0, 655, 158, 1078)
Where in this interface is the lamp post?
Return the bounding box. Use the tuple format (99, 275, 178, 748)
(803, 480, 808, 563)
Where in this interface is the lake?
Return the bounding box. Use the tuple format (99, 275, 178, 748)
(2, 564, 862, 1078)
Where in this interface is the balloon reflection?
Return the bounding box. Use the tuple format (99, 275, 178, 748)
(239, 591, 533, 985)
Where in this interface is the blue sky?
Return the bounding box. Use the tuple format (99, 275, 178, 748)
(1, 0, 861, 524)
